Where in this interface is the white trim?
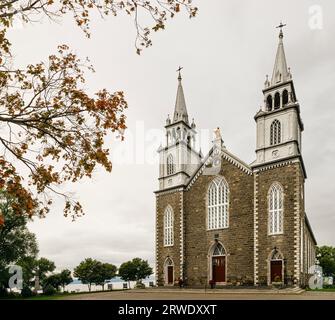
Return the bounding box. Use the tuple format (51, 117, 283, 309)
(253, 173, 259, 285)
(252, 158, 299, 173)
(293, 166, 301, 285)
(179, 191, 184, 279)
(155, 196, 159, 283)
(186, 148, 252, 191)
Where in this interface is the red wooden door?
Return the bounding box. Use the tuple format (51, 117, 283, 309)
(212, 256, 225, 282)
(167, 266, 174, 284)
(271, 260, 283, 282)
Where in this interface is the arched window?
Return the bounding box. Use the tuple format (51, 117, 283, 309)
(270, 120, 281, 145)
(270, 249, 283, 260)
(167, 154, 175, 175)
(269, 183, 284, 235)
(212, 242, 226, 256)
(274, 92, 280, 109)
(164, 206, 174, 246)
(282, 90, 289, 106)
(266, 95, 273, 111)
(207, 177, 229, 230)
(187, 135, 191, 147)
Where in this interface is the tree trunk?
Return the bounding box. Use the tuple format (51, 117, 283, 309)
(128, 281, 130, 289)
(88, 283, 91, 292)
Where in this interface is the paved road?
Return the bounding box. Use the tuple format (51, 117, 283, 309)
(62, 290, 335, 300)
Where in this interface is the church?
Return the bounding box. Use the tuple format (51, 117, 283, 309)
(154, 27, 317, 288)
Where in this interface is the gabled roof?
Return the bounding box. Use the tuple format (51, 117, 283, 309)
(186, 146, 253, 191)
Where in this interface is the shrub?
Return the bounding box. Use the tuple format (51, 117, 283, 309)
(43, 284, 56, 296)
(135, 281, 145, 289)
(21, 286, 34, 298)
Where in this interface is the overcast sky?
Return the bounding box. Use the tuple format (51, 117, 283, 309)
(6, 0, 335, 271)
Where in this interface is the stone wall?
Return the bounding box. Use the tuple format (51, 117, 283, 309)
(183, 157, 254, 286)
(255, 161, 304, 286)
(156, 190, 182, 286)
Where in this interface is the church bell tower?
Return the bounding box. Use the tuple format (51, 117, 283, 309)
(252, 25, 308, 287)
(253, 24, 304, 168)
(158, 69, 202, 190)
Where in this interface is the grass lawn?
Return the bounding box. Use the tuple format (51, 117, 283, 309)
(307, 287, 335, 292)
(1, 289, 130, 300)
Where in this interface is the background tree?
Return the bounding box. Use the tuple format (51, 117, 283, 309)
(317, 246, 335, 277)
(0, 191, 38, 294)
(43, 269, 72, 292)
(95, 263, 117, 291)
(35, 257, 56, 284)
(73, 258, 101, 292)
(0, 191, 38, 268)
(118, 257, 152, 288)
(58, 269, 73, 292)
(42, 273, 62, 292)
(16, 256, 56, 293)
(0, 1, 198, 223)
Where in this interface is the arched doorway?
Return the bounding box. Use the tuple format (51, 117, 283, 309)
(164, 257, 174, 285)
(209, 242, 226, 284)
(269, 248, 284, 284)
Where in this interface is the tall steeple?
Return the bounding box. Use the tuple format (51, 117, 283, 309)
(253, 24, 304, 173)
(158, 68, 202, 191)
(270, 23, 291, 86)
(173, 68, 189, 125)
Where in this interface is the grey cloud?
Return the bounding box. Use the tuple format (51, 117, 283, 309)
(13, 0, 335, 270)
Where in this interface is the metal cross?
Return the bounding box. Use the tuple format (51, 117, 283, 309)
(176, 66, 183, 73)
(276, 22, 287, 31)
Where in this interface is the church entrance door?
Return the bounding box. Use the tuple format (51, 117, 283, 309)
(212, 256, 225, 283)
(167, 266, 174, 284)
(270, 260, 283, 282)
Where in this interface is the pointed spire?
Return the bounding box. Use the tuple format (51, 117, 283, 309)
(271, 23, 290, 86)
(173, 67, 189, 125)
(166, 114, 171, 125)
(191, 118, 196, 129)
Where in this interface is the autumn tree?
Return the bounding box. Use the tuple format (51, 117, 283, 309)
(0, 1, 198, 223)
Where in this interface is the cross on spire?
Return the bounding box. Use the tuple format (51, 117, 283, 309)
(276, 22, 287, 30)
(270, 22, 289, 85)
(276, 22, 286, 38)
(177, 66, 183, 80)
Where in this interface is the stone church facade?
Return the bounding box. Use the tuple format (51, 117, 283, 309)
(155, 28, 317, 288)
